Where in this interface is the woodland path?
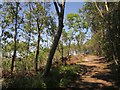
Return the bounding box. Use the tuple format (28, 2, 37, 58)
(68, 55, 119, 89)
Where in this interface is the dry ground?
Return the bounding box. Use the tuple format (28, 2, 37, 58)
(67, 54, 119, 89)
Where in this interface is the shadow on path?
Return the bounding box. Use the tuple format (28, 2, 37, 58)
(66, 55, 120, 89)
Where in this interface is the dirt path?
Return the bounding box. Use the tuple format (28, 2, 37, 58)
(69, 55, 119, 89)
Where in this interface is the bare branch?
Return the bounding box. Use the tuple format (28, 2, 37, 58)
(62, 0, 65, 7)
(57, 0, 62, 7)
(105, 0, 109, 12)
(94, 1, 103, 18)
(62, 0, 65, 10)
(53, 0, 60, 15)
(60, 0, 65, 16)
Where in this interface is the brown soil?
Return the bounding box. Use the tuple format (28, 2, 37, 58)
(67, 54, 119, 89)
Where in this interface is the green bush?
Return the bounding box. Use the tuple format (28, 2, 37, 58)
(59, 78, 68, 87)
(2, 72, 46, 88)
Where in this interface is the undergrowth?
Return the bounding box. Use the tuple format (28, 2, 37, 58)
(2, 64, 81, 89)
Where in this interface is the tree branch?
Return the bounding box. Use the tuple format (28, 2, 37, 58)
(61, 0, 65, 12)
(62, 0, 65, 7)
(57, 0, 62, 7)
(53, 1, 60, 15)
(94, 1, 103, 18)
(105, 0, 109, 12)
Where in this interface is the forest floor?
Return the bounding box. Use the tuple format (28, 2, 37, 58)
(1, 54, 120, 89)
(65, 54, 120, 89)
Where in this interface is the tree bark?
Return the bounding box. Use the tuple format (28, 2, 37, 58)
(68, 39, 71, 58)
(61, 37, 64, 60)
(43, 1, 65, 76)
(27, 32, 30, 59)
(11, 3, 19, 75)
(35, 18, 42, 72)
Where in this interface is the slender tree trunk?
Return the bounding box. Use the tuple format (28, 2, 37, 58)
(27, 33, 30, 59)
(35, 19, 41, 72)
(0, 35, 2, 66)
(26, 3, 32, 71)
(11, 3, 19, 75)
(0, 28, 4, 60)
(43, 1, 65, 76)
(104, 0, 109, 12)
(35, 33, 40, 71)
(73, 39, 77, 55)
(94, 1, 103, 18)
(61, 39, 64, 60)
(77, 40, 81, 53)
(68, 39, 71, 57)
(25, 32, 31, 71)
(27, 12, 32, 59)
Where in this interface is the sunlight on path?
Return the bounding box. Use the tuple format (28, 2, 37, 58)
(79, 55, 113, 87)
(81, 76, 112, 86)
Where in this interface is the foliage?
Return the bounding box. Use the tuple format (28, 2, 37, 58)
(2, 72, 46, 88)
(2, 64, 82, 88)
(1, 1, 120, 88)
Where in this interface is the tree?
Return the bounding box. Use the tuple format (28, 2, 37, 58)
(66, 13, 86, 54)
(2, 2, 22, 75)
(23, 3, 34, 61)
(0, 4, 5, 59)
(0, 3, 14, 59)
(43, 0, 65, 76)
(82, 2, 120, 66)
(11, 2, 20, 75)
(57, 30, 65, 61)
(26, 2, 51, 71)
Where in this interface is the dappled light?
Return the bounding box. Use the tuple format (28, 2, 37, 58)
(1, 55, 120, 89)
(0, 1, 120, 89)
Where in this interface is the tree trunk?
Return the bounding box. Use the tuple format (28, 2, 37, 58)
(11, 3, 19, 75)
(43, 1, 65, 76)
(26, 32, 31, 70)
(0, 28, 4, 61)
(0, 34, 2, 68)
(61, 39, 64, 60)
(77, 40, 81, 53)
(35, 19, 41, 72)
(68, 39, 71, 58)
